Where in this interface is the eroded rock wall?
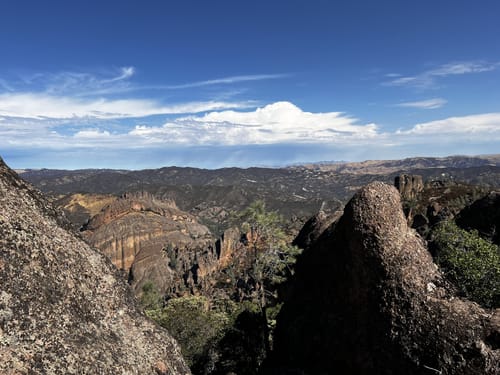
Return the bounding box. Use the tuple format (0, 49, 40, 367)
(395, 174, 424, 200)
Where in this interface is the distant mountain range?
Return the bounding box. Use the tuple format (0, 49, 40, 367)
(18, 154, 500, 234)
(295, 154, 500, 173)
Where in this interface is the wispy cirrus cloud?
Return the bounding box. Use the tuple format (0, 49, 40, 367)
(0, 68, 289, 97)
(0, 78, 15, 92)
(384, 61, 499, 89)
(398, 112, 500, 136)
(395, 98, 447, 109)
(0, 92, 253, 119)
(4, 66, 137, 96)
(101, 66, 135, 83)
(0, 67, 289, 122)
(163, 73, 290, 89)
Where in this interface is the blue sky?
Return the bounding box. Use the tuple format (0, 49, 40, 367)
(1, 0, 500, 169)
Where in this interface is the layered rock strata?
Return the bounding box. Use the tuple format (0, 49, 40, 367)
(81, 192, 218, 295)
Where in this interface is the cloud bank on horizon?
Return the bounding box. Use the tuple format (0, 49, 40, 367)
(0, 61, 500, 169)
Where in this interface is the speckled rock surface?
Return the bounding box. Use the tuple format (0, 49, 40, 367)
(0, 157, 190, 374)
(270, 182, 499, 374)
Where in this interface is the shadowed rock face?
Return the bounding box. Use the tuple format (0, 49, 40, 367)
(292, 209, 342, 251)
(270, 182, 499, 374)
(0, 157, 190, 374)
(456, 191, 500, 245)
(394, 174, 424, 200)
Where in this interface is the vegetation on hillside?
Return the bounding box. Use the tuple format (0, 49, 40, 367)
(237, 200, 301, 307)
(430, 221, 500, 308)
(141, 200, 302, 375)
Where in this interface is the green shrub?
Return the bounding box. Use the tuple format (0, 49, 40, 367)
(140, 281, 162, 310)
(431, 221, 500, 308)
(146, 295, 229, 370)
(145, 296, 267, 375)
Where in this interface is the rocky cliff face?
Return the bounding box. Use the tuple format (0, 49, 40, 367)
(269, 182, 499, 374)
(80, 191, 217, 296)
(0, 157, 190, 374)
(54, 193, 117, 231)
(394, 173, 424, 200)
(76, 189, 276, 304)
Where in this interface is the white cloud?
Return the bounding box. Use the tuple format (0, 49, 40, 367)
(74, 129, 111, 138)
(14, 67, 138, 96)
(396, 98, 447, 109)
(129, 101, 379, 146)
(384, 61, 499, 89)
(2, 102, 500, 168)
(165, 73, 289, 89)
(2, 69, 289, 97)
(430, 62, 497, 76)
(102, 66, 135, 83)
(398, 113, 500, 136)
(0, 101, 380, 151)
(0, 93, 251, 119)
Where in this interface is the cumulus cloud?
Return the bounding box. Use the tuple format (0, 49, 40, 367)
(384, 61, 499, 89)
(0, 93, 251, 119)
(396, 98, 447, 109)
(0, 101, 380, 152)
(2, 101, 500, 168)
(128, 101, 379, 145)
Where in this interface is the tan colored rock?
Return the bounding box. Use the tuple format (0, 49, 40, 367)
(82, 192, 213, 272)
(54, 193, 116, 229)
(217, 227, 243, 268)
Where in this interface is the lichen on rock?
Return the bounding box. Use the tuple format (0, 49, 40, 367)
(0, 157, 191, 374)
(270, 182, 499, 374)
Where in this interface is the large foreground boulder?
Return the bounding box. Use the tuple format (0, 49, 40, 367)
(269, 182, 499, 374)
(0, 157, 190, 374)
